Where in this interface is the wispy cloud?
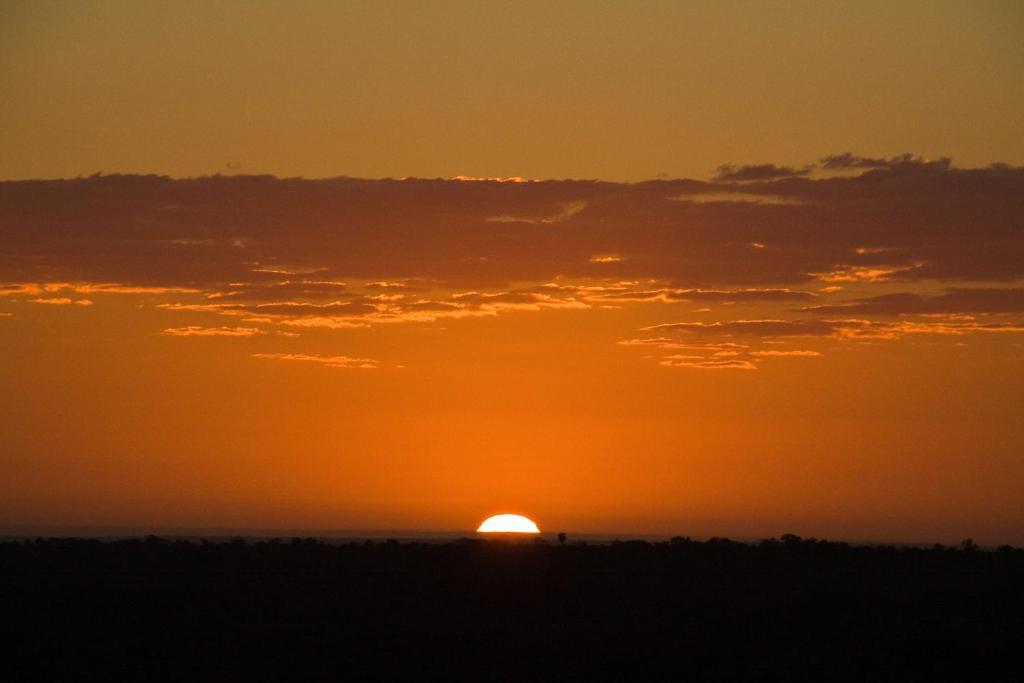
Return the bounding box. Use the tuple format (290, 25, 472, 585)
(450, 176, 535, 183)
(641, 317, 1024, 342)
(672, 192, 804, 205)
(750, 350, 821, 357)
(594, 288, 815, 303)
(811, 265, 921, 283)
(162, 326, 265, 337)
(252, 353, 378, 369)
(4, 282, 199, 296)
(450, 291, 588, 311)
(0, 284, 42, 296)
(659, 356, 757, 370)
(642, 319, 839, 337)
(486, 200, 587, 224)
(206, 280, 349, 301)
(30, 297, 93, 306)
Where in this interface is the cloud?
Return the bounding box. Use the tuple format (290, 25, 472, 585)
(868, 320, 1024, 337)
(620, 330, 825, 368)
(750, 350, 821, 357)
(249, 264, 324, 275)
(275, 317, 373, 329)
(30, 297, 93, 306)
(5, 162, 1022, 377)
(5, 282, 198, 296)
(2, 161, 1022, 292)
(618, 338, 752, 350)
(672, 192, 804, 205)
(61, 283, 198, 295)
(820, 153, 952, 172)
(590, 289, 666, 302)
(363, 281, 426, 291)
(158, 291, 552, 329)
(617, 337, 693, 349)
(667, 289, 814, 303)
(450, 176, 535, 183)
(252, 352, 378, 369)
(162, 326, 265, 337)
(158, 299, 380, 320)
(641, 317, 1024, 343)
(3, 158, 1023, 363)
(714, 164, 811, 182)
(620, 334, 820, 369)
(1, 284, 43, 296)
(450, 291, 588, 311)
(246, 301, 380, 316)
(659, 356, 757, 370)
(206, 280, 349, 301)
(486, 200, 587, 224)
(804, 288, 1024, 315)
(617, 321, 1017, 370)
(593, 288, 815, 303)
(810, 265, 921, 283)
(642, 319, 839, 337)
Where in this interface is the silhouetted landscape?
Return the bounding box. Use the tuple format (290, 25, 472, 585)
(3, 535, 1021, 679)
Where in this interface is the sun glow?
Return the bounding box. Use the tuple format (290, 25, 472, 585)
(477, 514, 540, 534)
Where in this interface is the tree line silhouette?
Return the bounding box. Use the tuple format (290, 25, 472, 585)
(2, 534, 1020, 679)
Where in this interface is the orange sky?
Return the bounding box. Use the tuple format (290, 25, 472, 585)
(1, 3, 1023, 543)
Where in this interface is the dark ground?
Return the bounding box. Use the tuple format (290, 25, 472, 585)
(2, 535, 1021, 681)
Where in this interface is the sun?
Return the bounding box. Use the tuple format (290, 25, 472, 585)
(477, 513, 540, 534)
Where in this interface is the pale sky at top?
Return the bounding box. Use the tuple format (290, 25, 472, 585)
(2, 0, 1022, 181)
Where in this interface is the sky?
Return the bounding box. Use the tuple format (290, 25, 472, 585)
(2, 0, 1023, 181)
(1, 1, 1023, 543)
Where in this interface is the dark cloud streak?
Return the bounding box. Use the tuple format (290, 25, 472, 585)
(2, 160, 1022, 293)
(714, 164, 812, 182)
(820, 153, 952, 171)
(804, 288, 1024, 315)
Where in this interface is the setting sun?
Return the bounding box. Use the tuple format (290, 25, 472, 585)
(477, 514, 541, 534)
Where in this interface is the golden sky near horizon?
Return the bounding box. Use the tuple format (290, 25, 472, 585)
(1, 2, 1023, 544)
